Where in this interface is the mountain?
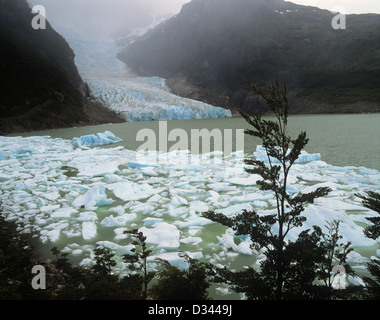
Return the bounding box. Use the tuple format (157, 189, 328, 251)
(0, 0, 123, 135)
(119, 0, 380, 114)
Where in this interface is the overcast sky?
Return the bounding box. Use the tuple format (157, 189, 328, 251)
(27, 0, 380, 39)
(285, 0, 380, 14)
(27, 0, 191, 38)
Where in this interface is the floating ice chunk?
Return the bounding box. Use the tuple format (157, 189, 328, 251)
(40, 229, 61, 243)
(170, 189, 188, 206)
(216, 287, 230, 296)
(227, 176, 261, 186)
(96, 240, 134, 255)
(82, 221, 97, 240)
(107, 181, 164, 201)
(189, 201, 209, 213)
(150, 251, 203, 269)
(315, 198, 367, 211)
(147, 194, 162, 203)
(254, 146, 321, 164)
(174, 210, 212, 228)
(71, 131, 122, 147)
(346, 251, 369, 263)
(180, 236, 203, 245)
(114, 227, 128, 240)
(12, 145, 34, 157)
(140, 222, 180, 249)
(109, 205, 125, 216)
(51, 207, 78, 219)
(215, 203, 253, 217)
(207, 190, 220, 204)
(72, 249, 83, 256)
(69, 157, 125, 177)
(101, 213, 137, 227)
(41, 190, 60, 201)
(229, 192, 273, 204)
(167, 205, 189, 218)
(143, 217, 164, 226)
(0, 151, 8, 161)
(80, 258, 95, 268)
(40, 204, 61, 212)
(63, 229, 82, 238)
(130, 203, 155, 214)
(287, 204, 377, 247)
(128, 161, 158, 168)
(77, 211, 98, 222)
(348, 275, 365, 287)
(140, 167, 158, 177)
(217, 228, 253, 255)
(73, 184, 114, 209)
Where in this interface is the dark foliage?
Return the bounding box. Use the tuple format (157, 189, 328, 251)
(202, 76, 361, 300)
(356, 191, 380, 299)
(150, 252, 210, 300)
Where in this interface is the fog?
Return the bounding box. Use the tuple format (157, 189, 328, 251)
(26, 0, 380, 39)
(286, 0, 380, 14)
(27, 0, 190, 39)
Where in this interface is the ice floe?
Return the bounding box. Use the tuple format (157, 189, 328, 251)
(0, 134, 379, 288)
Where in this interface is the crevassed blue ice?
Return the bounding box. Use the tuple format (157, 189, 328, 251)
(87, 77, 231, 122)
(71, 131, 122, 148)
(58, 28, 231, 122)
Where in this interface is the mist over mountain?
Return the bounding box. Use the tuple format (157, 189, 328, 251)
(0, 0, 123, 134)
(120, 0, 380, 114)
(27, 0, 189, 40)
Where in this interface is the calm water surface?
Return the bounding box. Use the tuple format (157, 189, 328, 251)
(17, 113, 380, 171)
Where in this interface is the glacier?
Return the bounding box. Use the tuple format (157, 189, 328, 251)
(0, 134, 379, 289)
(58, 27, 232, 122)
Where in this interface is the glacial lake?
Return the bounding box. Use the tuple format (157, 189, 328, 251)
(4, 113, 380, 299)
(18, 113, 380, 170)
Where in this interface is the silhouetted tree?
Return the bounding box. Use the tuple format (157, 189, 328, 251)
(203, 75, 333, 299)
(356, 190, 380, 299)
(150, 252, 210, 300)
(123, 229, 155, 299)
(92, 247, 117, 276)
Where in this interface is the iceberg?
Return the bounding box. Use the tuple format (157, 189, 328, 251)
(149, 252, 204, 270)
(82, 221, 97, 240)
(106, 181, 164, 202)
(140, 222, 181, 249)
(254, 146, 321, 164)
(71, 131, 122, 148)
(100, 213, 137, 227)
(0, 151, 8, 160)
(72, 184, 114, 209)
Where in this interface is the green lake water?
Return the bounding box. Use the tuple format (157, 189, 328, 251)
(9, 113, 380, 299)
(18, 113, 380, 170)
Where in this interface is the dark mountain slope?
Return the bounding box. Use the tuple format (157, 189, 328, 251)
(120, 0, 380, 114)
(0, 0, 123, 135)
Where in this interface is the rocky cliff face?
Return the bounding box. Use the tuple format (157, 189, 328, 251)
(0, 0, 123, 134)
(120, 0, 380, 114)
